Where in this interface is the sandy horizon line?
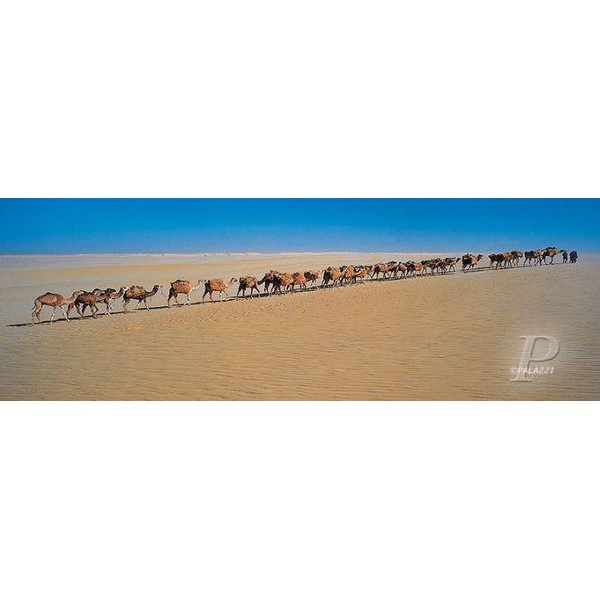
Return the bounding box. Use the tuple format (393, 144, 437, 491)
(2, 249, 597, 258)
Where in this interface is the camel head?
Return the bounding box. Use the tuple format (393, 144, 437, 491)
(150, 284, 165, 297)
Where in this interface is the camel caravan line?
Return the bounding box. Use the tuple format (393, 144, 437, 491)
(30, 247, 579, 324)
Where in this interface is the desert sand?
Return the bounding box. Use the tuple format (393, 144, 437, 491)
(0, 252, 598, 400)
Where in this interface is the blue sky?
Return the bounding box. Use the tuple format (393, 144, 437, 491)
(0, 199, 597, 254)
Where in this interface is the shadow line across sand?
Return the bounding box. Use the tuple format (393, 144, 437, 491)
(7, 262, 569, 327)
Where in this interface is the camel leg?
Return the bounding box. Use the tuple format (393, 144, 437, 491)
(60, 306, 71, 323)
(123, 300, 130, 313)
(144, 299, 150, 310)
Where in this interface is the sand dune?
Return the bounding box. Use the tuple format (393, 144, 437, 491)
(0, 253, 598, 400)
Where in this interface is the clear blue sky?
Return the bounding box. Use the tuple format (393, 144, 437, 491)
(0, 199, 597, 254)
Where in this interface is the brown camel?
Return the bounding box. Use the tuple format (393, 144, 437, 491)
(353, 267, 370, 282)
(524, 250, 543, 266)
(123, 285, 163, 312)
(32, 290, 84, 324)
(289, 272, 308, 292)
(443, 257, 460, 272)
(72, 286, 129, 317)
(304, 271, 321, 288)
(271, 273, 294, 294)
(258, 271, 281, 294)
(237, 276, 261, 298)
(69, 290, 112, 319)
(202, 278, 238, 301)
(168, 280, 203, 307)
(372, 263, 391, 280)
(462, 254, 484, 272)
(340, 266, 359, 285)
(323, 267, 343, 287)
(509, 250, 523, 266)
(543, 246, 563, 264)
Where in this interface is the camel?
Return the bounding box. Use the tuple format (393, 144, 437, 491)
(73, 287, 128, 316)
(123, 285, 163, 312)
(237, 276, 261, 298)
(258, 271, 281, 294)
(543, 246, 563, 264)
(32, 290, 84, 324)
(372, 263, 392, 280)
(462, 254, 484, 272)
(323, 267, 343, 287)
(489, 253, 512, 269)
(524, 250, 543, 266)
(353, 267, 370, 282)
(405, 261, 425, 277)
(509, 250, 523, 267)
(444, 257, 460, 273)
(489, 254, 501, 269)
(431, 259, 448, 275)
(168, 280, 203, 307)
(69, 290, 112, 319)
(289, 272, 308, 292)
(304, 271, 321, 288)
(270, 273, 294, 294)
(423, 259, 443, 276)
(202, 278, 238, 301)
(394, 263, 408, 278)
(340, 266, 357, 285)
